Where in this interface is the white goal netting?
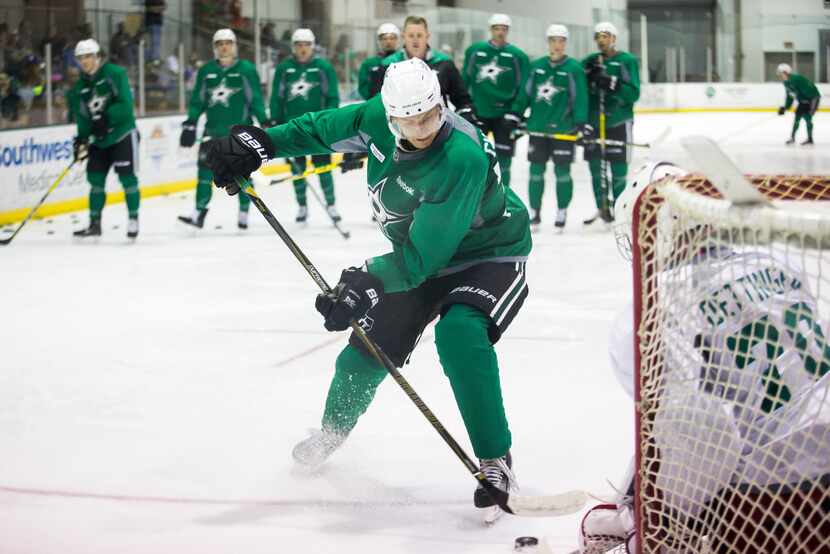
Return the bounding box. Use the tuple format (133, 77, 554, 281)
(632, 174, 830, 553)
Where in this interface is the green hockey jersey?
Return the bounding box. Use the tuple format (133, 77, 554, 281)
(67, 61, 136, 148)
(582, 51, 640, 128)
(462, 40, 529, 118)
(269, 56, 339, 123)
(264, 97, 532, 292)
(187, 58, 267, 138)
(523, 55, 588, 133)
(784, 73, 820, 108)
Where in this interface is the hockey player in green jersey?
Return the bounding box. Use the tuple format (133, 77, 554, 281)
(523, 24, 589, 231)
(178, 29, 267, 230)
(340, 22, 400, 174)
(205, 58, 532, 522)
(68, 39, 140, 239)
(270, 28, 341, 223)
(462, 13, 529, 188)
(376, 16, 478, 128)
(582, 22, 640, 224)
(776, 63, 820, 146)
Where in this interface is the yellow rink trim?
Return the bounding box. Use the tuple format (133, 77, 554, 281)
(635, 106, 830, 114)
(0, 161, 295, 226)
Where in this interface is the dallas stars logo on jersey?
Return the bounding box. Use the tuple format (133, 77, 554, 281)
(368, 177, 409, 239)
(476, 58, 507, 84)
(209, 78, 240, 107)
(289, 74, 318, 101)
(535, 78, 560, 105)
(87, 92, 108, 115)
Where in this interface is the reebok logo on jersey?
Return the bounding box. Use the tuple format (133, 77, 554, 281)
(370, 143, 385, 162)
(396, 176, 414, 195)
(450, 286, 498, 304)
(237, 132, 269, 161)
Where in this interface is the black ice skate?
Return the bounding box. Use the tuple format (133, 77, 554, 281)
(178, 208, 208, 228)
(73, 219, 102, 237)
(474, 451, 517, 524)
(292, 428, 347, 468)
(127, 216, 139, 239)
(801, 138, 814, 146)
(296, 205, 308, 223)
(554, 209, 567, 230)
(238, 210, 249, 230)
(786, 137, 796, 145)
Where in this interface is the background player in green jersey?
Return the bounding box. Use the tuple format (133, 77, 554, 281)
(68, 39, 140, 239)
(205, 58, 532, 523)
(522, 24, 589, 231)
(582, 22, 640, 224)
(178, 29, 267, 230)
(462, 13, 529, 189)
(776, 63, 820, 146)
(270, 28, 341, 223)
(340, 22, 400, 174)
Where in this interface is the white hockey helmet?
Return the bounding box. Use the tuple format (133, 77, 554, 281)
(292, 28, 316, 45)
(613, 161, 688, 260)
(488, 13, 511, 28)
(212, 28, 237, 58)
(377, 22, 400, 39)
(546, 24, 569, 40)
(74, 39, 101, 58)
(381, 58, 445, 141)
(776, 63, 792, 75)
(594, 21, 619, 37)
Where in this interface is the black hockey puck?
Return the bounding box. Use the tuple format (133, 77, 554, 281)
(47, 230, 55, 235)
(215, 225, 223, 230)
(514, 536, 539, 551)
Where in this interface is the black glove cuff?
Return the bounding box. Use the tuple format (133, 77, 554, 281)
(230, 125, 276, 161)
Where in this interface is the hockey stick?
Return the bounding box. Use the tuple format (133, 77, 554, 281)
(305, 181, 351, 240)
(270, 162, 340, 185)
(0, 160, 76, 246)
(237, 178, 586, 517)
(584, 56, 614, 226)
(520, 130, 652, 149)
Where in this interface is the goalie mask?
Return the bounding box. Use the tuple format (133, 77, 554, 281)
(381, 58, 446, 145)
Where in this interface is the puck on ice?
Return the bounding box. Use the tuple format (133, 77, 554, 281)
(514, 536, 539, 551)
(47, 230, 55, 235)
(215, 225, 223, 230)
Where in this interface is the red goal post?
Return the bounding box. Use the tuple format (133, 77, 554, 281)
(631, 174, 830, 553)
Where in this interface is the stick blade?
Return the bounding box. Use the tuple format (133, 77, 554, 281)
(680, 135, 767, 205)
(506, 489, 588, 517)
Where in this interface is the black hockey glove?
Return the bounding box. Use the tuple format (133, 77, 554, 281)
(91, 113, 109, 140)
(577, 123, 595, 143)
(73, 136, 89, 162)
(595, 72, 619, 92)
(456, 106, 483, 129)
(180, 119, 197, 147)
(315, 266, 384, 332)
(205, 125, 275, 195)
(340, 152, 365, 174)
(777, 106, 787, 116)
(502, 113, 522, 135)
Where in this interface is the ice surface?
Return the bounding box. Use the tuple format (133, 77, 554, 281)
(1, 112, 827, 553)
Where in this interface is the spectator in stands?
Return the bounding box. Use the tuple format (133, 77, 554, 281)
(0, 72, 22, 127)
(145, 0, 166, 62)
(16, 54, 43, 112)
(110, 22, 135, 67)
(0, 23, 9, 72)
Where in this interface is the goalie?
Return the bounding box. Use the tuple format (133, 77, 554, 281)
(578, 162, 830, 553)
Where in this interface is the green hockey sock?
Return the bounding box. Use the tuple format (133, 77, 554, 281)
(435, 304, 511, 459)
(805, 113, 814, 140)
(118, 173, 140, 217)
(196, 167, 213, 210)
(320, 345, 387, 434)
(497, 154, 512, 188)
(554, 163, 573, 209)
(528, 162, 546, 211)
(588, 158, 606, 209)
(291, 158, 308, 206)
(238, 180, 251, 212)
(87, 171, 107, 219)
(319, 172, 336, 205)
(792, 115, 802, 139)
(610, 161, 628, 202)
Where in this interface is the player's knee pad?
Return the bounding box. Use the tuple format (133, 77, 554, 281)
(87, 171, 107, 189)
(335, 344, 386, 379)
(529, 162, 546, 179)
(435, 304, 493, 378)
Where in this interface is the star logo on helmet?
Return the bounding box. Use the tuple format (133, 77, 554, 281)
(476, 59, 507, 84)
(289, 74, 317, 101)
(535, 78, 560, 105)
(367, 177, 409, 238)
(209, 79, 240, 107)
(87, 93, 107, 115)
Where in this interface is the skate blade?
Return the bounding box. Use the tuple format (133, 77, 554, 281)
(481, 505, 505, 525)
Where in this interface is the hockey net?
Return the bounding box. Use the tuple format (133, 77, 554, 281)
(632, 174, 830, 553)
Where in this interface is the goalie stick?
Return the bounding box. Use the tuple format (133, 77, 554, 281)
(0, 160, 77, 246)
(236, 177, 587, 518)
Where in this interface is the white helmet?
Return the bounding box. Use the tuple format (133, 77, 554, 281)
(613, 161, 688, 260)
(292, 28, 316, 45)
(381, 58, 445, 141)
(212, 29, 237, 58)
(776, 63, 792, 75)
(377, 23, 400, 39)
(546, 24, 569, 40)
(74, 39, 101, 58)
(594, 21, 619, 37)
(488, 13, 511, 27)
